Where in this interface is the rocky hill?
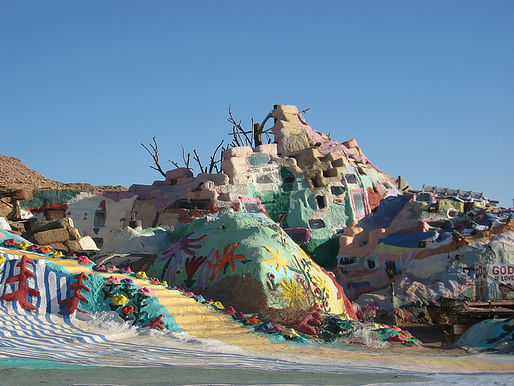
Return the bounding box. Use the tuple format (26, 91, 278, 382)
(0, 154, 127, 217)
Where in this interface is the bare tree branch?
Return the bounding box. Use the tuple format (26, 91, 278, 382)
(192, 149, 205, 173)
(208, 140, 224, 173)
(228, 106, 252, 146)
(181, 144, 191, 169)
(141, 136, 167, 177)
(168, 160, 180, 168)
(259, 111, 273, 133)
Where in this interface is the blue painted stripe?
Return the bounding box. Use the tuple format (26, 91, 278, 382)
(44, 266, 52, 314)
(26, 259, 40, 311)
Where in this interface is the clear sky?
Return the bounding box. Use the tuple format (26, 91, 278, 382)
(1, 1, 512, 207)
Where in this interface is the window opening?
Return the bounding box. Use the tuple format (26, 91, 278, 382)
(174, 199, 210, 210)
(352, 192, 367, 217)
(285, 228, 310, 245)
(315, 195, 326, 209)
(331, 158, 344, 167)
(244, 203, 261, 213)
(256, 174, 274, 184)
(345, 174, 358, 184)
(323, 169, 338, 178)
(340, 256, 356, 265)
(308, 219, 326, 229)
(93, 210, 106, 227)
(330, 186, 345, 196)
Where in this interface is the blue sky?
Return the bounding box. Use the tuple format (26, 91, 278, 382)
(1, 1, 512, 207)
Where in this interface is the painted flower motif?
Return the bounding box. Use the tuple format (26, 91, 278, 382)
(76, 255, 93, 265)
(267, 272, 275, 281)
(223, 306, 236, 314)
(206, 243, 245, 280)
(51, 251, 64, 258)
(112, 294, 129, 306)
(29, 244, 41, 251)
(279, 277, 304, 308)
(263, 246, 289, 274)
(212, 301, 224, 310)
(0, 255, 5, 266)
(135, 271, 147, 279)
(18, 241, 30, 249)
(5, 239, 17, 246)
(93, 264, 106, 272)
(138, 287, 155, 297)
(39, 246, 51, 254)
(105, 276, 121, 285)
(161, 281, 168, 287)
(244, 316, 260, 325)
(121, 278, 134, 284)
(281, 327, 299, 339)
(120, 267, 132, 274)
(149, 277, 160, 285)
(121, 305, 135, 315)
(106, 265, 118, 273)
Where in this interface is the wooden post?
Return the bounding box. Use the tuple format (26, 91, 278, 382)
(253, 123, 262, 146)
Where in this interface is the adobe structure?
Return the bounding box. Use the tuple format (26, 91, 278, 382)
(11, 104, 514, 329)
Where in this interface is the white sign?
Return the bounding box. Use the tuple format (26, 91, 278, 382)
(475, 264, 514, 284)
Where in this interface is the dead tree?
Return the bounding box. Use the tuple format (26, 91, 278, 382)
(141, 136, 167, 178)
(142, 106, 279, 178)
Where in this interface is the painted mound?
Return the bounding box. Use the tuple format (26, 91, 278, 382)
(146, 212, 356, 319)
(458, 318, 514, 354)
